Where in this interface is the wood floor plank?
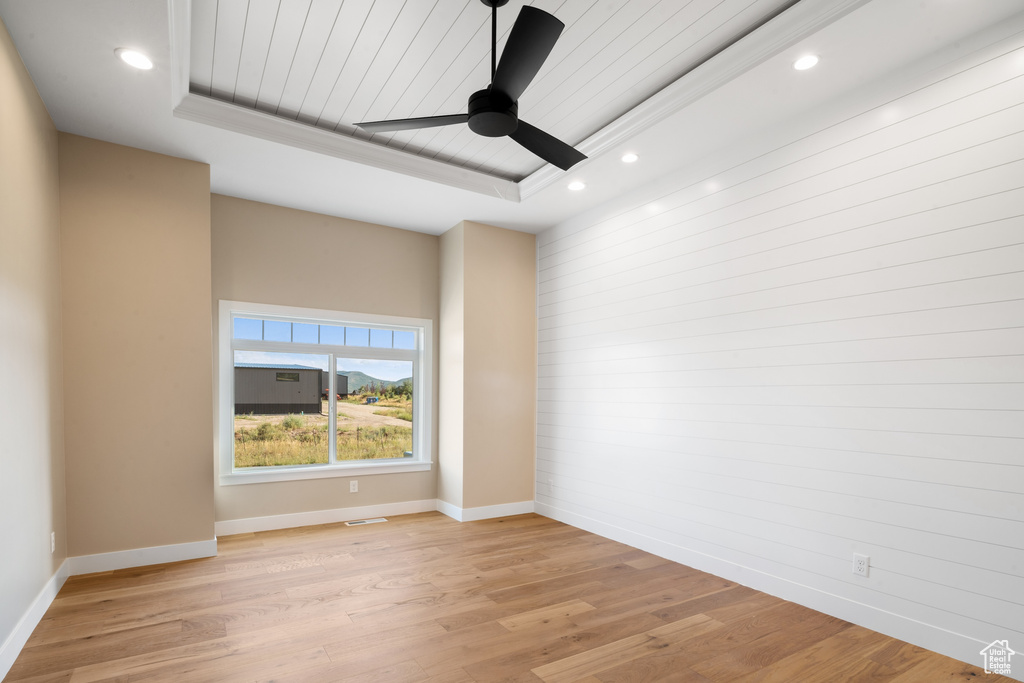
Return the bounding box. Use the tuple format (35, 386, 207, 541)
(648, 584, 763, 624)
(485, 564, 633, 604)
(531, 593, 818, 682)
(863, 637, 1008, 681)
(586, 567, 732, 611)
(416, 617, 588, 677)
(430, 581, 610, 634)
(339, 658, 428, 683)
(348, 593, 500, 634)
(322, 619, 452, 660)
(422, 670, 475, 683)
(62, 627, 325, 683)
(530, 614, 724, 682)
(325, 621, 509, 681)
(624, 555, 672, 570)
(568, 588, 700, 631)
(728, 625, 893, 683)
(689, 608, 852, 680)
(173, 644, 331, 683)
(0, 672, 73, 683)
(554, 611, 671, 656)
(498, 599, 596, 631)
(10, 620, 228, 680)
(885, 653, 1016, 682)
(597, 665, 713, 683)
(2, 512, 1004, 683)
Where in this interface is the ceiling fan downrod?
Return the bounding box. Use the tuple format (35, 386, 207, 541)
(482, 0, 508, 81)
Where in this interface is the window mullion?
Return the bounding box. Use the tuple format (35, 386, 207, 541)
(411, 357, 418, 461)
(329, 352, 336, 465)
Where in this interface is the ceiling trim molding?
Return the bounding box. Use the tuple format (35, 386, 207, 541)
(519, 0, 874, 200)
(173, 93, 521, 201)
(168, 0, 189, 110)
(166, 0, 519, 202)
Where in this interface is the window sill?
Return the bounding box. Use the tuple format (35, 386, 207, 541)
(219, 460, 432, 486)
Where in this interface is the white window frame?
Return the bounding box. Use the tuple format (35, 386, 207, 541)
(218, 300, 433, 486)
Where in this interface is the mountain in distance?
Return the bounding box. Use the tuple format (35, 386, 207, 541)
(334, 371, 412, 393)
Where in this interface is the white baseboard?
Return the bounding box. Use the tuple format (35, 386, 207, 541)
(214, 499, 438, 536)
(435, 499, 462, 521)
(67, 538, 218, 576)
(437, 499, 535, 522)
(0, 559, 69, 680)
(534, 502, 1017, 682)
(218, 499, 535, 534)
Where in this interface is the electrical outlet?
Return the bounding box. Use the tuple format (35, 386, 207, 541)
(50, 532, 55, 554)
(852, 553, 869, 577)
(350, 480, 358, 493)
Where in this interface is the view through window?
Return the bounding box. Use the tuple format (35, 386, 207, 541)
(226, 310, 425, 476)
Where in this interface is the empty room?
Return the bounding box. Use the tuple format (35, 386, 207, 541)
(1, 0, 1022, 681)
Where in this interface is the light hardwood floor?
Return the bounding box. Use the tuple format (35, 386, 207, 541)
(4, 513, 1011, 682)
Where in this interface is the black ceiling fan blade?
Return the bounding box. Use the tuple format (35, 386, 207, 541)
(354, 113, 468, 133)
(509, 120, 586, 171)
(491, 6, 564, 103)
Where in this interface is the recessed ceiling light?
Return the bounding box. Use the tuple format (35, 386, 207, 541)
(793, 54, 819, 71)
(567, 181, 586, 191)
(621, 153, 639, 164)
(115, 48, 153, 70)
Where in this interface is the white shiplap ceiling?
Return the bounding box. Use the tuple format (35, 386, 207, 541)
(188, 0, 796, 181)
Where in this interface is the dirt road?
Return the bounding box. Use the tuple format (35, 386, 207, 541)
(335, 401, 411, 428)
(234, 400, 411, 432)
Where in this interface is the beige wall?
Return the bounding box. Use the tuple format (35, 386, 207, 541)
(211, 194, 439, 521)
(463, 222, 536, 508)
(59, 134, 214, 556)
(438, 223, 465, 508)
(0, 15, 66, 648)
(437, 221, 537, 511)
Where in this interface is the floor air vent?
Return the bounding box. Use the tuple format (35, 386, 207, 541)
(345, 518, 388, 526)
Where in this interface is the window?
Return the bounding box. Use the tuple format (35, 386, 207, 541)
(218, 301, 432, 485)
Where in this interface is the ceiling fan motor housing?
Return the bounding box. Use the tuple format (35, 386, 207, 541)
(468, 89, 518, 137)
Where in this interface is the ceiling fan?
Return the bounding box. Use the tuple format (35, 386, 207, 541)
(354, 0, 587, 171)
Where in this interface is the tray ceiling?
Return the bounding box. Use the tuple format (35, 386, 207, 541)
(187, 0, 797, 183)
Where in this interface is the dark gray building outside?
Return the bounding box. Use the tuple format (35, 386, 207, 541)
(234, 364, 321, 415)
(321, 371, 350, 398)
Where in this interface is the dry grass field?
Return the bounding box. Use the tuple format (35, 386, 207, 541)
(233, 395, 413, 467)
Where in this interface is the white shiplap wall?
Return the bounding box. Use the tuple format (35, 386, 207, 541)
(535, 24, 1024, 675)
